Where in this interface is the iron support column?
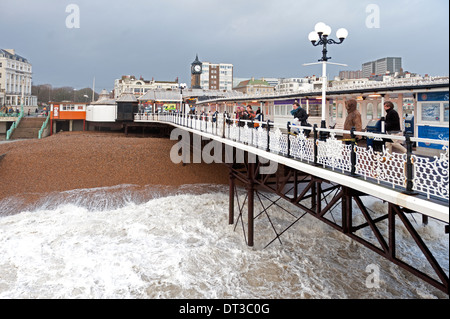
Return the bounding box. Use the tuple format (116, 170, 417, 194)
(388, 203, 396, 259)
(247, 162, 255, 247)
(342, 186, 352, 233)
(229, 170, 235, 225)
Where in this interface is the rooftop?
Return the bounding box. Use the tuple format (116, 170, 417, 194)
(0, 49, 29, 63)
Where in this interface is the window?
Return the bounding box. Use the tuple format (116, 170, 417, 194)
(309, 104, 321, 117)
(421, 103, 441, 122)
(366, 103, 373, 119)
(329, 104, 336, 123)
(275, 104, 290, 116)
(377, 103, 382, 118)
(337, 103, 343, 118)
(444, 103, 449, 123)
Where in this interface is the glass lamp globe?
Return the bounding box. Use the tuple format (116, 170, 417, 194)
(314, 22, 327, 34)
(308, 31, 320, 43)
(336, 28, 348, 40)
(323, 25, 332, 36)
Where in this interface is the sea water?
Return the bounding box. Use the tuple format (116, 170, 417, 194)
(0, 184, 448, 299)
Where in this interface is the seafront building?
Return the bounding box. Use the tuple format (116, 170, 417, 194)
(113, 75, 179, 99)
(339, 70, 363, 80)
(0, 49, 37, 112)
(275, 78, 314, 94)
(233, 77, 275, 95)
(190, 55, 233, 91)
(199, 61, 233, 91)
(362, 57, 402, 78)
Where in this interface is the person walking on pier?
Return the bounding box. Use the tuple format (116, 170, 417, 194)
(236, 106, 246, 127)
(291, 102, 311, 136)
(246, 105, 256, 120)
(254, 107, 263, 128)
(291, 102, 308, 126)
(384, 101, 407, 154)
(343, 99, 362, 143)
(244, 105, 256, 127)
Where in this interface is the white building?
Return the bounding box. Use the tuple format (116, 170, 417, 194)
(0, 49, 37, 111)
(113, 75, 180, 99)
(86, 89, 117, 123)
(330, 77, 370, 90)
(200, 62, 233, 91)
(275, 78, 313, 94)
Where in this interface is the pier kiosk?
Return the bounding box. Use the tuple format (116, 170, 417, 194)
(416, 91, 449, 151)
(50, 102, 87, 135)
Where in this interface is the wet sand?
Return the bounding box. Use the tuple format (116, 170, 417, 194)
(0, 131, 230, 203)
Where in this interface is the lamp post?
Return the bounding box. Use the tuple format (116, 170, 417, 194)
(307, 22, 348, 139)
(179, 82, 187, 115)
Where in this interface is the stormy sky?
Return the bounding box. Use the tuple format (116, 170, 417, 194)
(1, 0, 448, 91)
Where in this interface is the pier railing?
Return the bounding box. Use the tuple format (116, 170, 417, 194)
(134, 112, 449, 202)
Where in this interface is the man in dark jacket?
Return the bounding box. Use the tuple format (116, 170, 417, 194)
(291, 102, 308, 125)
(384, 101, 401, 132)
(291, 102, 311, 136)
(384, 101, 406, 154)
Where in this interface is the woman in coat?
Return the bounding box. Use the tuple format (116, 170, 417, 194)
(343, 99, 362, 141)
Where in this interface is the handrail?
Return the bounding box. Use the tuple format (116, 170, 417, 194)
(6, 111, 24, 140)
(0, 112, 19, 118)
(139, 112, 449, 203)
(38, 113, 51, 139)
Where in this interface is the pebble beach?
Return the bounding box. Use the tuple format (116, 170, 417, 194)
(0, 131, 230, 205)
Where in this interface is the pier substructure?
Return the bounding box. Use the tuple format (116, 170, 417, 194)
(227, 152, 449, 294)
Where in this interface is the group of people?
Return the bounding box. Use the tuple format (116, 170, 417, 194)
(2, 107, 41, 116)
(342, 99, 406, 154)
(235, 105, 263, 127)
(291, 99, 406, 154)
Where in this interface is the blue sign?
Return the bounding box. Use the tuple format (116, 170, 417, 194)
(418, 91, 449, 102)
(417, 125, 449, 149)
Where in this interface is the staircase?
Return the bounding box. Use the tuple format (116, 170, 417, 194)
(10, 117, 46, 139)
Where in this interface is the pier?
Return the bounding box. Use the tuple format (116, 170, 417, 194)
(135, 112, 449, 294)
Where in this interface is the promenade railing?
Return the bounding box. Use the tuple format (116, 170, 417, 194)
(6, 111, 24, 140)
(0, 112, 20, 118)
(134, 112, 449, 202)
(38, 113, 51, 139)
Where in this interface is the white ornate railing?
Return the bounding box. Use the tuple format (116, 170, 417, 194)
(135, 112, 449, 202)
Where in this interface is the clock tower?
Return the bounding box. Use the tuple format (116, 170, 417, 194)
(191, 54, 202, 89)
